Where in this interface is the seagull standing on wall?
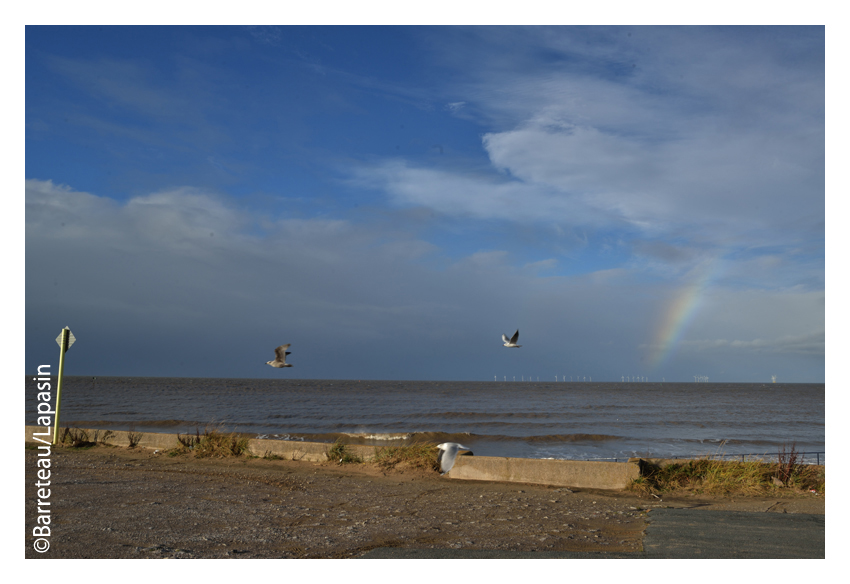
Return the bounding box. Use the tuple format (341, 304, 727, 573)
(266, 344, 293, 368)
(502, 330, 521, 348)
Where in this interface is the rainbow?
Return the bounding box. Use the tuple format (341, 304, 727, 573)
(649, 258, 724, 370)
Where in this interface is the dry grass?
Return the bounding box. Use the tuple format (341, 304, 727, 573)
(373, 443, 440, 472)
(777, 442, 801, 485)
(177, 428, 201, 449)
(326, 439, 362, 464)
(629, 454, 825, 497)
(169, 426, 250, 458)
(127, 425, 143, 448)
(59, 427, 93, 447)
(93, 429, 115, 445)
(58, 427, 116, 448)
(193, 429, 250, 458)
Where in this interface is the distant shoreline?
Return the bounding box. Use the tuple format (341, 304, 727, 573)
(24, 374, 827, 385)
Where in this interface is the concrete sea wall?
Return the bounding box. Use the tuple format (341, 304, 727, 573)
(25, 425, 640, 490)
(449, 454, 640, 490)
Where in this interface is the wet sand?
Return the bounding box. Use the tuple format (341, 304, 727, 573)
(24, 445, 824, 559)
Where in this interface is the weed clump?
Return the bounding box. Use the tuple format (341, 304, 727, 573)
(193, 429, 250, 458)
(171, 426, 249, 458)
(127, 425, 143, 448)
(59, 427, 94, 448)
(55, 427, 115, 449)
(177, 428, 201, 449)
(326, 439, 362, 464)
(776, 442, 801, 486)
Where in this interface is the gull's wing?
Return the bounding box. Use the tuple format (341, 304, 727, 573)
(439, 450, 456, 474)
(510, 330, 519, 344)
(274, 344, 291, 361)
(437, 443, 473, 473)
(502, 334, 510, 343)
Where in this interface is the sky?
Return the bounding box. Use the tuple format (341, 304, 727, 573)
(24, 24, 826, 382)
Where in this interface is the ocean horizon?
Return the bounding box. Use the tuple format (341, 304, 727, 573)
(26, 376, 825, 464)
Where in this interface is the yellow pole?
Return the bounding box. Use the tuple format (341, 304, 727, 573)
(52, 328, 70, 445)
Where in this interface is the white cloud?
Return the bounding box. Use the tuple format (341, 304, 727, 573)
(350, 159, 604, 225)
(412, 27, 823, 245)
(341, 27, 824, 316)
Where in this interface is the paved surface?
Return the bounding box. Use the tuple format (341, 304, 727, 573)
(641, 508, 824, 558)
(359, 508, 825, 559)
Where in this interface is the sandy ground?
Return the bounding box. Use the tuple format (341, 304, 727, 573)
(24, 445, 824, 559)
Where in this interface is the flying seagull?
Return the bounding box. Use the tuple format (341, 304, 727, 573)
(502, 330, 521, 348)
(266, 344, 293, 368)
(436, 442, 473, 474)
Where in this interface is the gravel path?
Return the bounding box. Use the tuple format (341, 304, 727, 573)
(24, 446, 823, 559)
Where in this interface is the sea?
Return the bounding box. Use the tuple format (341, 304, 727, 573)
(25, 377, 826, 464)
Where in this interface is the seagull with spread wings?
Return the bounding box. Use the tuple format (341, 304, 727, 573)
(266, 344, 293, 368)
(502, 330, 521, 348)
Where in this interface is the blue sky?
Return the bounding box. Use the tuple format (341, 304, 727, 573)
(25, 24, 826, 382)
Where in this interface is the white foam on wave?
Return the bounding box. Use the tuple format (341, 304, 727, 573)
(343, 432, 412, 441)
(264, 434, 305, 441)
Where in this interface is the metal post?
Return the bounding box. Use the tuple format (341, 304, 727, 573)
(51, 327, 74, 445)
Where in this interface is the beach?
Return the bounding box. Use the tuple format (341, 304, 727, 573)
(25, 445, 824, 559)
